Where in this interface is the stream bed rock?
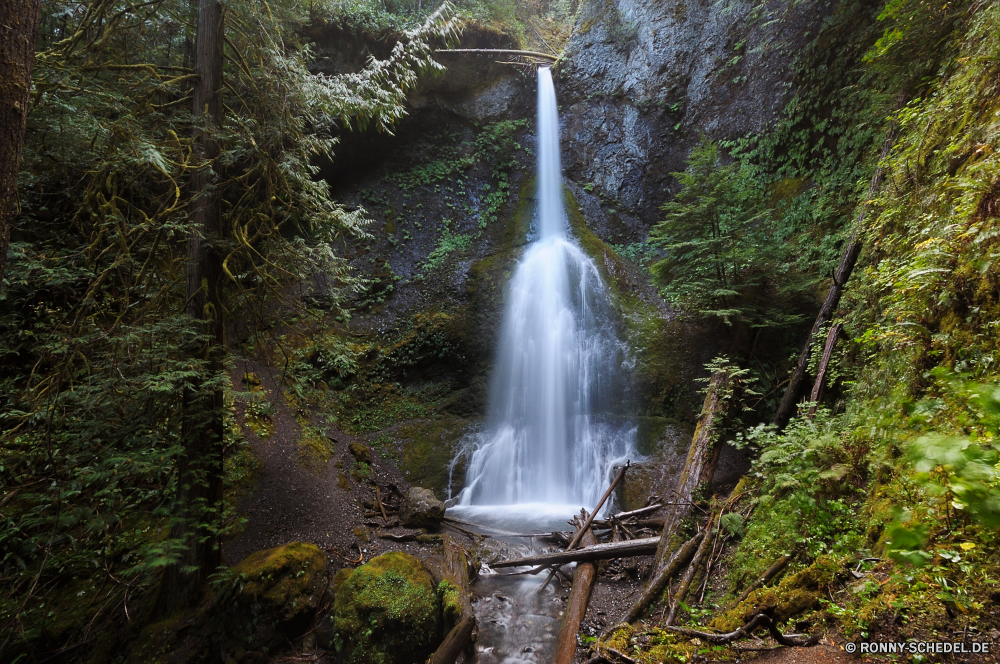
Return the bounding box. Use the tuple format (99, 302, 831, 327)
(400, 486, 446, 528)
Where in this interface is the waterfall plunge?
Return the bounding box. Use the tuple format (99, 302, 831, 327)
(453, 68, 634, 519)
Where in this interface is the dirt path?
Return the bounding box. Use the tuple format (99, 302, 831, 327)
(222, 360, 431, 567)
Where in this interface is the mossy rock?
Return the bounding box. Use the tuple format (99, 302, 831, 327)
(229, 542, 329, 645)
(397, 416, 473, 497)
(617, 418, 692, 511)
(712, 555, 841, 631)
(348, 441, 372, 463)
(332, 552, 442, 664)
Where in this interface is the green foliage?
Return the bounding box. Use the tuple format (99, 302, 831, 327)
(419, 227, 473, 275)
(729, 410, 869, 590)
(1, 0, 460, 655)
(332, 552, 441, 664)
(650, 137, 807, 329)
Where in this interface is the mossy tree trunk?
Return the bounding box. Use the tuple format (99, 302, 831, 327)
(0, 0, 41, 289)
(618, 370, 732, 624)
(161, 0, 226, 614)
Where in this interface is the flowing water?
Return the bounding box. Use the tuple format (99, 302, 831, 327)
(449, 68, 636, 662)
(451, 67, 634, 514)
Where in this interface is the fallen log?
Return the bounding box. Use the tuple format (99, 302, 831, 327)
(492, 536, 660, 569)
(662, 612, 819, 647)
(553, 514, 598, 664)
(435, 48, 558, 62)
(734, 552, 794, 605)
(609, 504, 663, 520)
(539, 461, 629, 591)
(665, 513, 717, 625)
(616, 532, 702, 629)
(619, 370, 732, 624)
(426, 534, 478, 664)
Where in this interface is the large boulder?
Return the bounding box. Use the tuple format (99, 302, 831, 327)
(399, 486, 445, 528)
(230, 542, 329, 646)
(332, 552, 442, 664)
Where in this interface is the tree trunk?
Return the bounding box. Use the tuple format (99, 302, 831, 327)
(771, 241, 861, 430)
(808, 323, 841, 417)
(161, 0, 226, 613)
(773, 128, 897, 430)
(0, 0, 42, 290)
(553, 517, 598, 664)
(615, 370, 731, 624)
(492, 536, 660, 568)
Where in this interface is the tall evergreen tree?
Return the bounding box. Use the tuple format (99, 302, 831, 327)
(0, 0, 41, 289)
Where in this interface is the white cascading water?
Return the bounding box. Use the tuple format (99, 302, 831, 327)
(451, 68, 634, 523)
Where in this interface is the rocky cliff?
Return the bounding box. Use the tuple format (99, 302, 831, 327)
(558, 0, 835, 222)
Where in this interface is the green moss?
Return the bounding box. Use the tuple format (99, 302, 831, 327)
(233, 542, 328, 623)
(333, 552, 442, 664)
(711, 555, 841, 631)
(397, 416, 471, 497)
(437, 580, 462, 625)
(297, 423, 334, 469)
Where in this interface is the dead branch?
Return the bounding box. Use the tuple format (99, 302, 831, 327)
(661, 613, 819, 647)
(539, 461, 629, 591)
(665, 513, 717, 625)
(493, 536, 659, 569)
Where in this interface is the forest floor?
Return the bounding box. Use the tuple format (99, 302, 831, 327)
(219, 367, 855, 663)
(222, 362, 1000, 663)
(222, 360, 446, 571)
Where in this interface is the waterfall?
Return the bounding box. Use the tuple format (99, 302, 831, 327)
(453, 68, 634, 516)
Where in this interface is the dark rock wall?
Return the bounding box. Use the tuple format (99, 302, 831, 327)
(301, 1, 837, 492)
(558, 0, 835, 222)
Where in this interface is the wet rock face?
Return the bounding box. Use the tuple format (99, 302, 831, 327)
(558, 0, 835, 222)
(400, 486, 446, 528)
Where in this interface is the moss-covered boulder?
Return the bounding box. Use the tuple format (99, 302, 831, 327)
(332, 551, 442, 664)
(230, 542, 329, 646)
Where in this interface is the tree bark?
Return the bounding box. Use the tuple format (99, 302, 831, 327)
(773, 129, 897, 430)
(426, 535, 478, 664)
(553, 516, 598, 664)
(0, 0, 42, 290)
(161, 0, 226, 614)
(492, 536, 660, 568)
(807, 323, 841, 417)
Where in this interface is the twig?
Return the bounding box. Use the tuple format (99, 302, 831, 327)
(375, 486, 388, 521)
(661, 613, 819, 647)
(538, 461, 630, 592)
